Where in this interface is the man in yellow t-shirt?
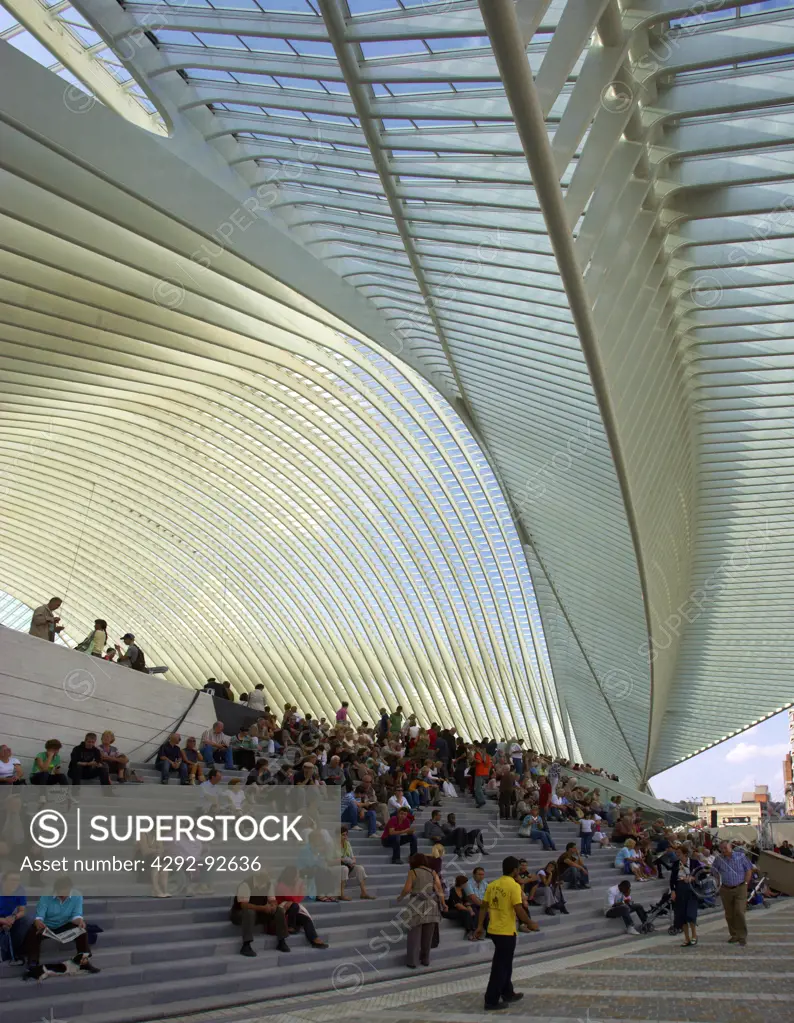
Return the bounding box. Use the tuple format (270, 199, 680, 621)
(475, 855, 538, 1010)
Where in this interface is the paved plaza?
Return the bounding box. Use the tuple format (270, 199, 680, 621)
(228, 898, 794, 1023)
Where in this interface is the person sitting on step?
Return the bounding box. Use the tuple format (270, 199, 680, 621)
(180, 736, 205, 785)
(387, 787, 414, 816)
(518, 805, 556, 850)
(426, 842, 446, 883)
(557, 842, 590, 890)
(615, 838, 648, 881)
(357, 774, 389, 827)
(67, 733, 110, 788)
(339, 825, 376, 900)
(465, 866, 488, 934)
(245, 758, 272, 787)
(444, 812, 488, 856)
(381, 805, 418, 864)
(98, 731, 128, 783)
(199, 721, 234, 771)
(198, 768, 224, 810)
(157, 732, 188, 785)
(22, 875, 100, 976)
(423, 809, 467, 855)
(443, 873, 477, 939)
(231, 868, 291, 956)
(224, 777, 246, 813)
(29, 740, 68, 787)
(536, 861, 568, 915)
(604, 879, 647, 935)
(0, 869, 28, 963)
(274, 866, 328, 949)
(341, 784, 377, 835)
(516, 859, 539, 905)
(230, 727, 258, 772)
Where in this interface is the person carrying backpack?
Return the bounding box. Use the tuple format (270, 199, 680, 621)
(115, 633, 147, 672)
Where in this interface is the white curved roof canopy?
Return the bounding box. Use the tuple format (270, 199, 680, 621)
(1, 0, 793, 784)
(0, 157, 567, 754)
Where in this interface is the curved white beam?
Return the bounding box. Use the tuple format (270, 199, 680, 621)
(1, 0, 164, 134)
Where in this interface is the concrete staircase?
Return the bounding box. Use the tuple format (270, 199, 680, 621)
(1, 762, 674, 1023)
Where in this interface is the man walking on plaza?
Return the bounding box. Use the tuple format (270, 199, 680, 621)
(712, 840, 753, 946)
(474, 855, 537, 1011)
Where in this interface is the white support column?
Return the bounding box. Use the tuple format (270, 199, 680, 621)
(479, 0, 652, 781)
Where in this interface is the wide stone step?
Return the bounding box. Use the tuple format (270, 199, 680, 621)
(2, 766, 650, 1023)
(0, 913, 654, 1023)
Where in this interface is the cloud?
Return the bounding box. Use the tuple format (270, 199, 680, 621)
(730, 773, 756, 796)
(724, 741, 788, 764)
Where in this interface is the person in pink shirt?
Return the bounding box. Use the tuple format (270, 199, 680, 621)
(336, 702, 349, 723)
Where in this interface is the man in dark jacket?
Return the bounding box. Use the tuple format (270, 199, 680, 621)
(68, 734, 110, 786)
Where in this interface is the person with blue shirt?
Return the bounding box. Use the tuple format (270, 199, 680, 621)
(22, 875, 99, 973)
(157, 732, 188, 785)
(615, 838, 645, 880)
(519, 806, 556, 850)
(465, 865, 489, 933)
(0, 870, 27, 963)
(712, 840, 754, 946)
(340, 784, 377, 835)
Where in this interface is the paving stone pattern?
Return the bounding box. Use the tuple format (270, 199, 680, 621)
(317, 902, 794, 1023)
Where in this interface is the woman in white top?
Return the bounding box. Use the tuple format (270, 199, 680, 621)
(225, 778, 246, 813)
(388, 790, 412, 815)
(89, 619, 107, 656)
(591, 814, 612, 847)
(247, 686, 266, 712)
(0, 745, 24, 785)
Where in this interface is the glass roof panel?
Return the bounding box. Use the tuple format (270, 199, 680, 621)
(347, 0, 401, 13)
(0, 1, 164, 132)
(360, 39, 428, 59)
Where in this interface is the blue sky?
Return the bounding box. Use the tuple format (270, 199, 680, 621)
(651, 710, 790, 804)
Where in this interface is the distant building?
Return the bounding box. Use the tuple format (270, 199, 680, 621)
(741, 785, 769, 807)
(785, 710, 794, 816)
(697, 792, 765, 828)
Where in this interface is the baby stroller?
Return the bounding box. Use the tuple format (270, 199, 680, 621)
(640, 868, 721, 935)
(694, 867, 720, 910)
(639, 889, 672, 934)
(747, 870, 770, 909)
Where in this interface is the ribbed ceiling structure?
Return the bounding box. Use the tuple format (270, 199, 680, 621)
(2, 0, 794, 784)
(0, 122, 566, 753)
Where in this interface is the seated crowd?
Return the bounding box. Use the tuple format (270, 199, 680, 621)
(3, 689, 732, 982)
